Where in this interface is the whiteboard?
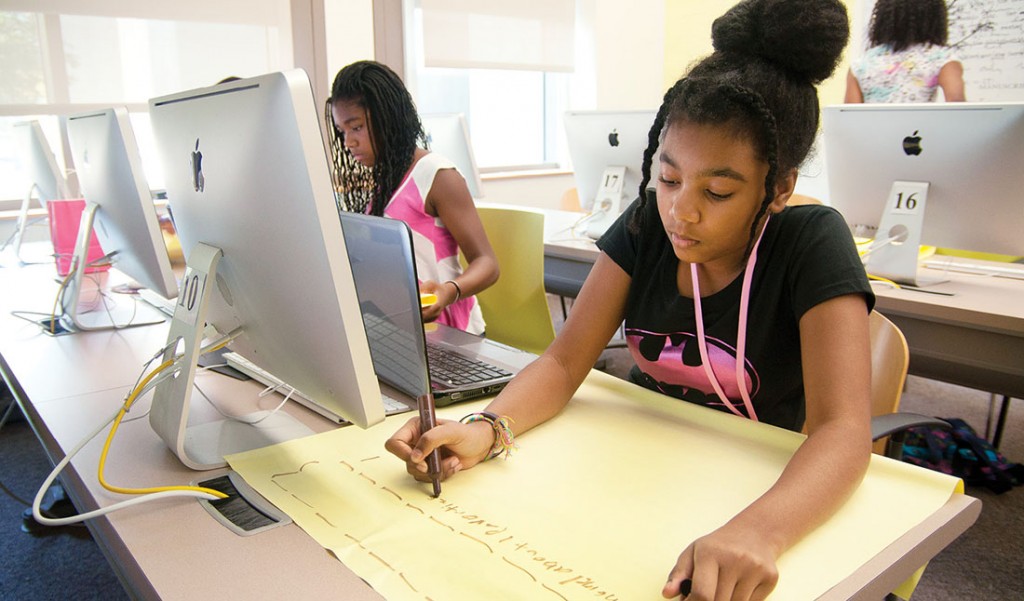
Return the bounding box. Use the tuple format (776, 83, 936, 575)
(949, 0, 1024, 100)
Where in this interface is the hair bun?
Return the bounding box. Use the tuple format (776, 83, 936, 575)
(711, 0, 849, 84)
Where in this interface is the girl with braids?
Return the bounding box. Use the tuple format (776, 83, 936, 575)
(329, 60, 498, 334)
(845, 0, 966, 103)
(388, 1, 872, 598)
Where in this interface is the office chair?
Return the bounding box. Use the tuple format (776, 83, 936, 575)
(465, 205, 557, 356)
(560, 187, 582, 213)
(799, 311, 946, 458)
(866, 310, 950, 458)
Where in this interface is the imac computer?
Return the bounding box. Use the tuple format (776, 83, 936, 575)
(59, 108, 178, 332)
(563, 110, 658, 239)
(823, 102, 1024, 285)
(421, 113, 484, 199)
(147, 70, 384, 470)
(9, 121, 72, 262)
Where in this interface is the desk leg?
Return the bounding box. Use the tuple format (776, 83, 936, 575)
(993, 395, 1011, 449)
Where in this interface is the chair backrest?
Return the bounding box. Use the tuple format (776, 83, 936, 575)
(869, 310, 910, 454)
(560, 187, 582, 212)
(467, 205, 556, 355)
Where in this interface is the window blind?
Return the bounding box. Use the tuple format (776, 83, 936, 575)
(420, 0, 575, 72)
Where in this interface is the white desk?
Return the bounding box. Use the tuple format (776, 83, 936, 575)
(0, 262, 381, 600)
(0, 260, 981, 600)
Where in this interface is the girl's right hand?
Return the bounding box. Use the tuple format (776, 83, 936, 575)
(384, 417, 495, 482)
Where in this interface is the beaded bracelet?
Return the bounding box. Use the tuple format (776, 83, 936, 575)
(460, 411, 516, 460)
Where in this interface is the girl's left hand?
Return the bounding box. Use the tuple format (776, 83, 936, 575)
(419, 279, 457, 323)
(662, 523, 779, 601)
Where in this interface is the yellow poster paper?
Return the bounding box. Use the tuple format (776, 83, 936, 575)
(228, 370, 963, 600)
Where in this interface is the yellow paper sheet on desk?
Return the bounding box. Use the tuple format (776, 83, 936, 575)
(228, 370, 962, 600)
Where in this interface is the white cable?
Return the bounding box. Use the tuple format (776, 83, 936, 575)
(193, 377, 293, 425)
(30, 329, 242, 526)
(31, 403, 217, 526)
(859, 234, 903, 259)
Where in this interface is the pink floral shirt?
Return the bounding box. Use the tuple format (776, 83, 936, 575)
(852, 44, 958, 103)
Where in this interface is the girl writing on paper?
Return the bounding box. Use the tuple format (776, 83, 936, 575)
(845, 0, 966, 103)
(387, 0, 874, 599)
(328, 61, 498, 334)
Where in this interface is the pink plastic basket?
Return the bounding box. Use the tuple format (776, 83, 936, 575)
(47, 199, 110, 276)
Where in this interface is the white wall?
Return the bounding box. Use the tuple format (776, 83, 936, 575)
(474, 171, 577, 210)
(593, 0, 665, 110)
(324, 0, 376, 93)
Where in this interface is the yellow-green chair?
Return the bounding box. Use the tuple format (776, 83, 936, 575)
(464, 205, 556, 356)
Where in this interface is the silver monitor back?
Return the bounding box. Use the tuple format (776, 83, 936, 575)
(824, 102, 1024, 256)
(421, 113, 484, 199)
(15, 120, 69, 203)
(563, 110, 658, 210)
(66, 108, 178, 299)
(149, 70, 383, 437)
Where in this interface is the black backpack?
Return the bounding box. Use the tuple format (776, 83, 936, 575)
(901, 418, 1024, 494)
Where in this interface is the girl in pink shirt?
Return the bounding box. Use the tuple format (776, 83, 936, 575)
(328, 61, 497, 334)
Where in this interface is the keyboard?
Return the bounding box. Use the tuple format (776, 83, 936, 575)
(136, 288, 177, 316)
(922, 259, 1024, 280)
(222, 351, 411, 424)
(426, 344, 512, 386)
(361, 312, 511, 389)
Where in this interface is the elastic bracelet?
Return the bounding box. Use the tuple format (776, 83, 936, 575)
(460, 411, 516, 460)
(445, 280, 462, 303)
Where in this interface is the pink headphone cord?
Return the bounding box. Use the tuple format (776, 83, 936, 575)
(690, 214, 770, 421)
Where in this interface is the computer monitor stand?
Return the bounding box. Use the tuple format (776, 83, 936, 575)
(54, 202, 167, 332)
(8, 184, 46, 265)
(584, 165, 627, 240)
(149, 243, 313, 471)
(864, 181, 947, 287)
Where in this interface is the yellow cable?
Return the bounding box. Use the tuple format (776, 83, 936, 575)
(867, 273, 901, 289)
(97, 339, 236, 500)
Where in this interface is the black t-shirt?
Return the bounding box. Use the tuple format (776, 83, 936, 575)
(596, 197, 874, 431)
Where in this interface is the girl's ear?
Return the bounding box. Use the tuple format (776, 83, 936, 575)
(769, 168, 798, 214)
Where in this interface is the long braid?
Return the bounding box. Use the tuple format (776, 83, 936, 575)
(363, 72, 424, 216)
(718, 85, 781, 256)
(629, 78, 690, 234)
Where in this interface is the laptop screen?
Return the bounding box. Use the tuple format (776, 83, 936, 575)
(339, 212, 432, 399)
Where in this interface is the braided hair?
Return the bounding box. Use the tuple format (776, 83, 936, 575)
(631, 0, 848, 252)
(325, 99, 374, 214)
(869, 0, 948, 51)
(328, 61, 429, 216)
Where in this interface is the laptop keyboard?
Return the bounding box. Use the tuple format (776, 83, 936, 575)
(361, 312, 511, 389)
(426, 344, 511, 386)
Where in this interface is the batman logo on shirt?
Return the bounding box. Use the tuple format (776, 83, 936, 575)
(625, 328, 760, 415)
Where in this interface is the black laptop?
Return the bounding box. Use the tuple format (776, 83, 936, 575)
(339, 212, 536, 406)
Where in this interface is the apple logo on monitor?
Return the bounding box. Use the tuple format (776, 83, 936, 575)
(191, 138, 205, 192)
(902, 130, 923, 156)
(608, 129, 619, 147)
